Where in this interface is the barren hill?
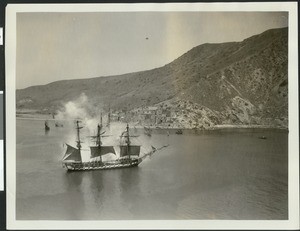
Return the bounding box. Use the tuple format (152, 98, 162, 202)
(17, 27, 288, 128)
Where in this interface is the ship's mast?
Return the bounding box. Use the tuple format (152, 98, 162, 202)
(107, 105, 111, 126)
(97, 124, 102, 162)
(97, 113, 103, 162)
(126, 123, 131, 160)
(96, 124, 101, 146)
(100, 112, 103, 129)
(76, 120, 83, 153)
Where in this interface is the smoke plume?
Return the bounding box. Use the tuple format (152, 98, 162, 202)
(57, 93, 155, 162)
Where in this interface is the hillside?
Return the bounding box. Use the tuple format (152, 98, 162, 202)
(16, 27, 288, 128)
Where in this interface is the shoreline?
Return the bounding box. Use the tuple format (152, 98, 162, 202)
(16, 113, 288, 131)
(208, 124, 288, 131)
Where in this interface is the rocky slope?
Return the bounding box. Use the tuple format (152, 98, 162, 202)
(16, 27, 288, 128)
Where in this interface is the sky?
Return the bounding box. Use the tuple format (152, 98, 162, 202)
(16, 11, 288, 89)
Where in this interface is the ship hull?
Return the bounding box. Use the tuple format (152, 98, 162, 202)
(63, 158, 141, 171)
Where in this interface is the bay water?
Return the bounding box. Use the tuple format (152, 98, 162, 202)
(16, 119, 288, 220)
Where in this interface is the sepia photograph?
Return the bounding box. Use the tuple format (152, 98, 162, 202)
(5, 2, 299, 230)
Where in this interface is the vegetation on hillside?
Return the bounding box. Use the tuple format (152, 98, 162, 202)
(16, 27, 288, 128)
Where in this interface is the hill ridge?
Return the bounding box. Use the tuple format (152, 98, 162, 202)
(17, 27, 288, 129)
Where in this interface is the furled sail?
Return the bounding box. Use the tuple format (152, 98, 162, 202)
(90, 146, 116, 158)
(63, 144, 82, 162)
(119, 145, 141, 157)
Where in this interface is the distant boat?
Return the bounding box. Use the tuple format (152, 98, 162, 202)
(259, 136, 267, 140)
(175, 129, 183, 135)
(55, 122, 63, 127)
(144, 126, 152, 137)
(45, 121, 50, 131)
(62, 121, 148, 171)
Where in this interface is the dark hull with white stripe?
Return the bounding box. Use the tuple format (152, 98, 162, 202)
(63, 158, 142, 171)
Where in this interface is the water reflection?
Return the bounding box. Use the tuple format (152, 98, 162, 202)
(44, 129, 50, 135)
(64, 171, 84, 187)
(62, 171, 85, 219)
(90, 171, 104, 193)
(119, 167, 141, 203)
(90, 170, 105, 208)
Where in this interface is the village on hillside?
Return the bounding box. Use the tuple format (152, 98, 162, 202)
(109, 100, 221, 129)
(16, 95, 287, 130)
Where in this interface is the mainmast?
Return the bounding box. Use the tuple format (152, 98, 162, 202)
(126, 123, 131, 160)
(89, 113, 116, 162)
(97, 113, 103, 146)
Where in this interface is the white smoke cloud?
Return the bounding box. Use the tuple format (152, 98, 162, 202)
(55, 93, 99, 132)
(57, 93, 156, 161)
(56, 93, 89, 118)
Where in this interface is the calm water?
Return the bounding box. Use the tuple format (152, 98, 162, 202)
(16, 119, 288, 220)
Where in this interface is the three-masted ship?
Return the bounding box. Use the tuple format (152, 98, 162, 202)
(62, 120, 143, 171)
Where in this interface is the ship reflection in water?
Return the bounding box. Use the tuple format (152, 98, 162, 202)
(16, 119, 288, 220)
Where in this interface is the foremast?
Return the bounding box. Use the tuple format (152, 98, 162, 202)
(89, 113, 116, 161)
(62, 120, 83, 163)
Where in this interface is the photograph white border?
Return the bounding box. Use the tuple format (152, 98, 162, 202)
(5, 2, 299, 230)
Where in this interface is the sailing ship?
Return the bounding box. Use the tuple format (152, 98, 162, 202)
(62, 120, 144, 171)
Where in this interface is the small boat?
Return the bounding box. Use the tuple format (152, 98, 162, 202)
(55, 122, 63, 127)
(45, 121, 50, 131)
(144, 126, 152, 137)
(175, 129, 183, 135)
(62, 121, 145, 171)
(258, 136, 267, 140)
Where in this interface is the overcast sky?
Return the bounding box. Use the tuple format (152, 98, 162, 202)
(16, 11, 288, 89)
